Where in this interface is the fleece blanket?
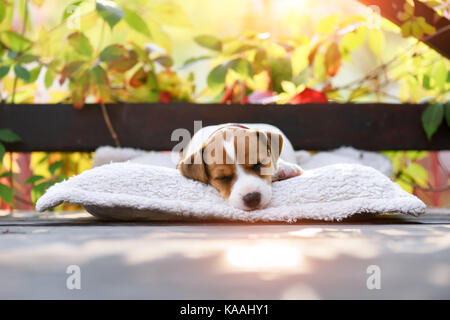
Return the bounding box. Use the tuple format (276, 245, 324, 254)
(36, 161, 425, 222)
(92, 146, 394, 177)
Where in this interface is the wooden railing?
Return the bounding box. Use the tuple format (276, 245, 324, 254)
(1, 103, 449, 152)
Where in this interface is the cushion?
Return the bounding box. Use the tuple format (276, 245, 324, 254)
(36, 162, 425, 222)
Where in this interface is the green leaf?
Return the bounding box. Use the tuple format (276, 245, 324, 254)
(14, 64, 30, 82)
(44, 68, 55, 88)
(0, 65, 10, 79)
(231, 44, 257, 54)
(0, 183, 13, 205)
(0, 31, 32, 52)
(62, 1, 82, 22)
(0, 172, 12, 178)
(59, 61, 85, 84)
(194, 35, 222, 52)
(123, 8, 151, 37)
(49, 160, 64, 174)
(99, 44, 127, 62)
(228, 58, 253, 79)
(68, 32, 93, 57)
(207, 63, 228, 91)
(422, 74, 431, 89)
(0, 142, 4, 162)
(91, 65, 108, 85)
(96, 0, 124, 30)
(0, 2, 6, 24)
(0, 129, 21, 143)
(25, 175, 45, 185)
(33, 181, 48, 195)
(91, 65, 109, 100)
(17, 54, 39, 64)
(445, 102, 450, 127)
(154, 55, 173, 68)
(422, 102, 444, 140)
(182, 56, 212, 68)
(269, 57, 292, 93)
(28, 65, 42, 83)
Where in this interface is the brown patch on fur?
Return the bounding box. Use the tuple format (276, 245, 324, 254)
(177, 147, 208, 184)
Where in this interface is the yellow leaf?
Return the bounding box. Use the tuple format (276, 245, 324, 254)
(281, 81, 297, 95)
(404, 2, 414, 16)
(405, 163, 428, 187)
(397, 11, 410, 21)
(411, 21, 422, 38)
(340, 26, 366, 52)
(396, 178, 414, 193)
(417, 17, 436, 35)
(401, 21, 412, 37)
(368, 28, 385, 58)
(49, 91, 69, 103)
(31, 0, 45, 7)
(316, 15, 338, 34)
(292, 46, 309, 76)
(150, 2, 191, 28)
(247, 71, 270, 91)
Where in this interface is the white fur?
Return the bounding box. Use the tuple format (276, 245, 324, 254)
(229, 163, 272, 211)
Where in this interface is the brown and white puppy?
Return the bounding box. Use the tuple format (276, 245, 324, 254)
(177, 124, 303, 210)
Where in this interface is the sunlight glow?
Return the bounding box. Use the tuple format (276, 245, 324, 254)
(226, 243, 301, 271)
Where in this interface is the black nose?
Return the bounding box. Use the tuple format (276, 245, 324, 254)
(243, 192, 261, 209)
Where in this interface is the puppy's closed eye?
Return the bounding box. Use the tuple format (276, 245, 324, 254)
(252, 162, 262, 172)
(215, 175, 233, 183)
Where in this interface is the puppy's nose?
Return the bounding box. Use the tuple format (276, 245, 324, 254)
(243, 192, 261, 209)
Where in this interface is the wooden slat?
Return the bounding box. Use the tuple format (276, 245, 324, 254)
(0, 103, 449, 152)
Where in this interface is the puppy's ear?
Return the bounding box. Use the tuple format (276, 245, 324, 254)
(265, 131, 283, 163)
(177, 148, 208, 184)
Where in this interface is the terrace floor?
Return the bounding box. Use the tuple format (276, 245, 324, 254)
(0, 208, 449, 299)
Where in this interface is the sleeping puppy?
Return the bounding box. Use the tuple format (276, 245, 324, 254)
(177, 124, 303, 210)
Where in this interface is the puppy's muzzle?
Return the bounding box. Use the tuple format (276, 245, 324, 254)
(242, 192, 261, 209)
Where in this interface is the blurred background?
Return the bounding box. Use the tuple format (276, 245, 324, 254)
(0, 0, 449, 210)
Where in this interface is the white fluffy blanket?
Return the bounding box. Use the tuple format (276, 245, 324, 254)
(37, 161, 425, 222)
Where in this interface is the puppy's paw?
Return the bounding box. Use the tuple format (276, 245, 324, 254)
(272, 160, 303, 181)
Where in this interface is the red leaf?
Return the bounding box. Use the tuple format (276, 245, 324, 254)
(308, 42, 322, 66)
(324, 42, 342, 77)
(159, 91, 171, 103)
(59, 61, 84, 85)
(129, 67, 147, 88)
(290, 88, 328, 104)
(220, 85, 234, 103)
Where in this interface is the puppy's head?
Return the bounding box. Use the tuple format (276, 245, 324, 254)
(178, 127, 283, 210)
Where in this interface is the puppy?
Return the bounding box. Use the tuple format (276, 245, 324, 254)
(177, 124, 303, 210)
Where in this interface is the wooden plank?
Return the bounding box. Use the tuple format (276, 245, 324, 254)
(0, 103, 449, 152)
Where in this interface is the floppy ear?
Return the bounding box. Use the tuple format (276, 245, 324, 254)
(265, 131, 283, 163)
(177, 148, 208, 184)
